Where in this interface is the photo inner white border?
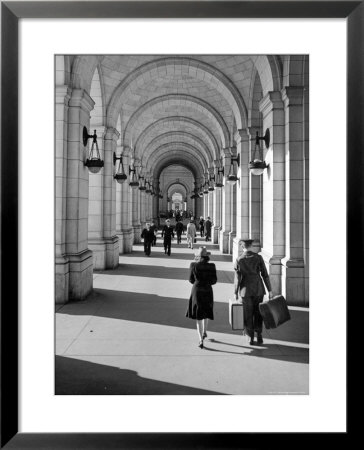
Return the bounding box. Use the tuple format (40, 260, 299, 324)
(19, 18, 346, 432)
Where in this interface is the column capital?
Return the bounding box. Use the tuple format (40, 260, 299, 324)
(259, 91, 284, 117)
(56, 85, 72, 104)
(281, 86, 304, 107)
(234, 129, 249, 145)
(68, 88, 95, 113)
(104, 127, 120, 142)
(207, 166, 215, 174)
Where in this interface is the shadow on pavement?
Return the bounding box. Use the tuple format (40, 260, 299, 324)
(95, 263, 233, 282)
(55, 355, 223, 395)
(59, 288, 309, 349)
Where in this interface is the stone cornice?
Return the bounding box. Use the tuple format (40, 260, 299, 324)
(259, 91, 284, 117)
(68, 88, 95, 113)
(281, 86, 304, 107)
(104, 127, 120, 141)
(234, 128, 249, 145)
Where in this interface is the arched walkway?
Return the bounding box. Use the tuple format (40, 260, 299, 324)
(56, 231, 308, 394)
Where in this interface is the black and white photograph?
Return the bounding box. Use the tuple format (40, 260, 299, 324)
(55, 54, 309, 395)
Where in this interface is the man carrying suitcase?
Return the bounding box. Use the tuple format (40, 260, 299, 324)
(234, 239, 273, 345)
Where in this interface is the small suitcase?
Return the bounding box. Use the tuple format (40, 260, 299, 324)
(229, 298, 245, 330)
(259, 295, 291, 329)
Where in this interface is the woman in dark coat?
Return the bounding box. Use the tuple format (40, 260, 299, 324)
(186, 247, 217, 348)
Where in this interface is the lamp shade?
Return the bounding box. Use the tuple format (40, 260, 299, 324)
(114, 173, 127, 184)
(249, 159, 267, 176)
(85, 158, 104, 174)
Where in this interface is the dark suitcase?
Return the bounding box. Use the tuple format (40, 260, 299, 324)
(259, 295, 291, 329)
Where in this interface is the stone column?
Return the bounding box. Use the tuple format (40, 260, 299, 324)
(281, 87, 306, 305)
(65, 88, 94, 301)
(229, 182, 237, 255)
(102, 127, 120, 269)
(121, 148, 133, 253)
(248, 126, 263, 252)
(259, 91, 286, 296)
(232, 129, 250, 262)
(115, 145, 123, 253)
(219, 148, 233, 253)
(132, 158, 141, 243)
(55, 85, 71, 304)
(88, 125, 106, 269)
(213, 169, 222, 244)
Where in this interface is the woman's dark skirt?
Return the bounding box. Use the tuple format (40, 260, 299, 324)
(186, 284, 214, 320)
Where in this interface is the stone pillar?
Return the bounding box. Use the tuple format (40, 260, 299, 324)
(132, 158, 141, 243)
(281, 87, 307, 305)
(55, 85, 71, 304)
(232, 129, 250, 262)
(248, 126, 263, 253)
(259, 91, 286, 296)
(229, 182, 237, 255)
(219, 148, 233, 253)
(102, 127, 119, 268)
(213, 181, 222, 244)
(122, 148, 133, 253)
(65, 88, 94, 301)
(115, 145, 123, 252)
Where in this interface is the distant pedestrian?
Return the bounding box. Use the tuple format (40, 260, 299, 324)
(161, 219, 175, 256)
(205, 217, 212, 241)
(150, 221, 157, 246)
(199, 216, 205, 237)
(141, 223, 154, 256)
(175, 220, 184, 244)
(186, 247, 217, 348)
(234, 239, 273, 345)
(186, 219, 197, 249)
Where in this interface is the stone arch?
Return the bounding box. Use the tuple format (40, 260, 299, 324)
(247, 67, 263, 128)
(124, 94, 230, 148)
(253, 55, 282, 96)
(153, 153, 203, 180)
(70, 55, 102, 91)
(282, 55, 306, 87)
(142, 131, 213, 167)
(146, 143, 207, 177)
(135, 116, 218, 161)
(56, 55, 72, 86)
(165, 179, 191, 197)
(107, 56, 248, 129)
(90, 65, 106, 127)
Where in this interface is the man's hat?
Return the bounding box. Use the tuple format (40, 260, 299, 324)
(241, 239, 254, 247)
(195, 246, 211, 257)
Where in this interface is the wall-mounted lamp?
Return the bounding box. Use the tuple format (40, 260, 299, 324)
(215, 164, 224, 188)
(227, 153, 240, 185)
(249, 129, 270, 176)
(83, 127, 104, 174)
(113, 152, 127, 184)
(208, 172, 215, 192)
(128, 163, 139, 189)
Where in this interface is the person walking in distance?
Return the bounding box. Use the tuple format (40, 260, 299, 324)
(199, 216, 205, 237)
(186, 247, 217, 348)
(186, 219, 197, 249)
(234, 239, 274, 345)
(204, 217, 212, 242)
(140, 222, 154, 257)
(161, 219, 174, 256)
(150, 220, 157, 246)
(175, 219, 184, 244)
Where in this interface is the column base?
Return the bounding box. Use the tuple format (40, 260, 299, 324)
(55, 255, 69, 304)
(219, 230, 230, 254)
(117, 228, 133, 254)
(281, 257, 307, 306)
(68, 249, 94, 302)
(213, 226, 221, 244)
(88, 237, 119, 270)
(229, 232, 236, 256)
(132, 225, 141, 244)
(261, 249, 284, 301)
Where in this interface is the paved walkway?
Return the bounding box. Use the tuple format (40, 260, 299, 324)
(56, 234, 309, 395)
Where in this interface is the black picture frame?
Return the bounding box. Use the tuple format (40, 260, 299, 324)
(1, 1, 358, 448)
